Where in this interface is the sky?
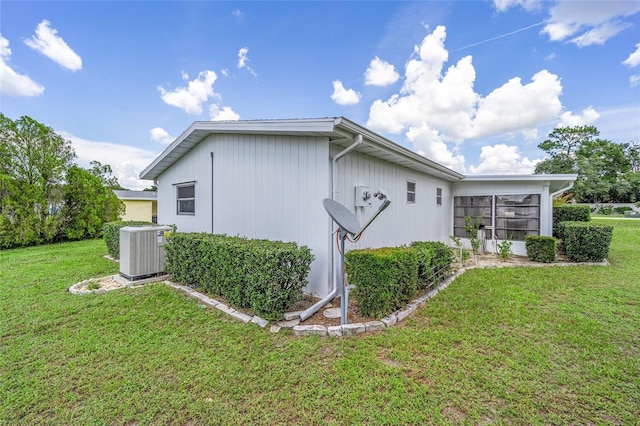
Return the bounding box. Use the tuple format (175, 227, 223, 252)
(1, 1, 639, 190)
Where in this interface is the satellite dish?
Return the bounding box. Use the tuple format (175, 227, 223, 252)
(322, 196, 390, 325)
(322, 199, 361, 236)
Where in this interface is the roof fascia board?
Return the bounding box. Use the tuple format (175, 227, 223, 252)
(140, 118, 340, 180)
(461, 174, 578, 182)
(334, 117, 464, 181)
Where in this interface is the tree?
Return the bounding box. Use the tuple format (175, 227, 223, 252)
(535, 125, 599, 175)
(89, 160, 124, 189)
(535, 125, 639, 203)
(0, 114, 76, 247)
(61, 166, 124, 240)
(625, 140, 640, 173)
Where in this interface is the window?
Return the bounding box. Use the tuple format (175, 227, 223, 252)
(436, 188, 442, 205)
(453, 194, 540, 241)
(495, 194, 540, 240)
(407, 180, 416, 204)
(176, 183, 195, 215)
(453, 196, 492, 238)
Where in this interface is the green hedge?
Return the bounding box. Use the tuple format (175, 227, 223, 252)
(102, 221, 153, 259)
(525, 236, 556, 263)
(409, 241, 453, 290)
(165, 233, 313, 320)
(345, 242, 454, 319)
(562, 222, 613, 262)
(553, 205, 591, 238)
(346, 247, 417, 319)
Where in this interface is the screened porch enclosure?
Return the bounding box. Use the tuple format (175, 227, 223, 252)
(453, 194, 541, 241)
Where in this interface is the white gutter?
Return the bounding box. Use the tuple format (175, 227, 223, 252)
(550, 180, 575, 199)
(299, 134, 363, 321)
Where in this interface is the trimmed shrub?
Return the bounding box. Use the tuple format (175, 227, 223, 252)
(614, 206, 633, 215)
(409, 241, 453, 290)
(165, 233, 313, 320)
(346, 247, 418, 319)
(553, 205, 591, 238)
(563, 222, 613, 262)
(598, 205, 614, 215)
(525, 236, 556, 263)
(102, 221, 153, 259)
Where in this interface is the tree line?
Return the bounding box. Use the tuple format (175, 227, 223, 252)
(535, 125, 640, 203)
(0, 114, 124, 249)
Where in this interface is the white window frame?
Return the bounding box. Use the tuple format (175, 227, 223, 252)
(436, 187, 442, 206)
(407, 180, 416, 204)
(176, 182, 195, 215)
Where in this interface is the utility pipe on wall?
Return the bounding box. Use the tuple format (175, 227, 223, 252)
(299, 134, 363, 321)
(548, 180, 575, 236)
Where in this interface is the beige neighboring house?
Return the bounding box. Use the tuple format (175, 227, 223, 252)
(114, 190, 158, 223)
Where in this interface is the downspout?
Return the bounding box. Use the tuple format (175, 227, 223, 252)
(548, 180, 575, 235)
(299, 134, 363, 321)
(211, 152, 214, 234)
(550, 181, 574, 199)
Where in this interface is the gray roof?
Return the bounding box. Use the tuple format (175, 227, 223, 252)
(139, 117, 465, 182)
(113, 190, 157, 200)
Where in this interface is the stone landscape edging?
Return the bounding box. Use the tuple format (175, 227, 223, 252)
(162, 268, 466, 336)
(74, 257, 609, 336)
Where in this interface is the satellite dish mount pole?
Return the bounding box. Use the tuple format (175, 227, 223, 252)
(337, 226, 349, 325)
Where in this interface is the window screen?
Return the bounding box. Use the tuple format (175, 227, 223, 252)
(176, 184, 195, 215)
(407, 180, 416, 204)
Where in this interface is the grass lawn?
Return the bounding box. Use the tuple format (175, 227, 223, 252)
(1, 219, 638, 425)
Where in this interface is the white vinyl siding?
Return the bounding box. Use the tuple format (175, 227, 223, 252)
(333, 148, 453, 248)
(156, 133, 330, 296)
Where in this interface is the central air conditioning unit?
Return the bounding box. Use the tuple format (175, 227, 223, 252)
(119, 225, 172, 280)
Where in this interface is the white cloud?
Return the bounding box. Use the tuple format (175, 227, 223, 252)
(557, 106, 600, 127)
(631, 74, 640, 87)
(149, 127, 174, 144)
(232, 9, 244, 18)
(472, 70, 563, 138)
(571, 21, 632, 47)
(623, 43, 640, 68)
(209, 104, 240, 121)
(366, 25, 571, 171)
(237, 47, 257, 76)
(0, 35, 45, 96)
(158, 70, 218, 115)
(221, 68, 229, 77)
(406, 125, 466, 173)
(542, 1, 640, 46)
(330, 80, 361, 105)
(57, 130, 159, 190)
(364, 56, 399, 86)
(367, 26, 479, 137)
(24, 20, 82, 71)
(468, 144, 540, 175)
(493, 0, 541, 12)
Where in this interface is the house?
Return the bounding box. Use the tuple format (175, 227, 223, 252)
(113, 190, 158, 223)
(140, 117, 576, 300)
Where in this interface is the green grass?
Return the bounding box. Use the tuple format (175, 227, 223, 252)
(1, 220, 639, 425)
